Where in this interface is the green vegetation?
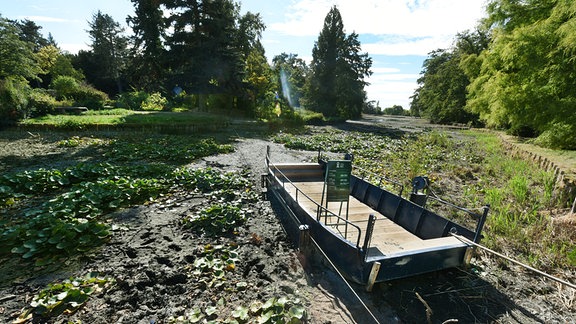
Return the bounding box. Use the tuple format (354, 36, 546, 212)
(273, 128, 575, 270)
(191, 244, 240, 288)
(1, 2, 375, 127)
(0, 127, 276, 322)
(169, 296, 307, 323)
(302, 6, 372, 119)
(18, 273, 114, 320)
(181, 168, 258, 236)
(104, 137, 233, 164)
(0, 135, 236, 266)
(183, 202, 252, 236)
(19, 110, 230, 130)
(412, 0, 576, 149)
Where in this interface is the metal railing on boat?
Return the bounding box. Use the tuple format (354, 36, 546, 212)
(265, 154, 363, 249)
(351, 164, 405, 197)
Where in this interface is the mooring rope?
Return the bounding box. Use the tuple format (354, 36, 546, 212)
(307, 235, 382, 324)
(450, 233, 576, 290)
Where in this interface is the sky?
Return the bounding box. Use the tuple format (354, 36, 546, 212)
(2, 0, 488, 110)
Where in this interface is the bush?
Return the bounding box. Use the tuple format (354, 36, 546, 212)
(50, 76, 108, 110)
(296, 109, 324, 125)
(116, 90, 149, 110)
(508, 124, 538, 138)
(382, 105, 408, 116)
(141, 92, 168, 111)
(0, 77, 30, 121)
(50, 75, 80, 100)
(28, 89, 57, 117)
(206, 93, 233, 110)
(533, 121, 576, 150)
(74, 85, 108, 110)
(171, 90, 198, 110)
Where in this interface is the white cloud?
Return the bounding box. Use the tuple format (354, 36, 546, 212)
(366, 72, 419, 107)
(271, 0, 487, 55)
(363, 35, 454, 56)
(59, 43, 90, 54)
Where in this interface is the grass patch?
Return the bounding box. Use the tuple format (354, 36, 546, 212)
(19, 110, 229, 128)
(20, 114, 124, 127)
(122, 111, 228, 125)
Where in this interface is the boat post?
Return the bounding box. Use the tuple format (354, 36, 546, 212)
(298, 224, 311, 255)
(366, 262, 381, 292)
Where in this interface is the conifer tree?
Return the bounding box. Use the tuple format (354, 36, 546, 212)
(304, 6, 371, 119)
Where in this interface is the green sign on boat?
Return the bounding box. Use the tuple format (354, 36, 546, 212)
(325, 160, 352, 202)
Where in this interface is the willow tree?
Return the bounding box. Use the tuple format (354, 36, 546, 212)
(466, 0, 576, 148)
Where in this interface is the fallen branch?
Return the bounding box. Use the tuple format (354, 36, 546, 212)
(415, 292, 433, 324)
(0, 294, 16, 302)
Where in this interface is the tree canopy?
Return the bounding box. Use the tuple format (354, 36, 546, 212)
(466, 0, 576, 148)
(303, 6, 372, 119)
(272, 53, 308, 108)
(412, 0, 576, 149)
(411, 29, 487, 125)
(87, 11, 129, 95)
(0, 17, 41, 81)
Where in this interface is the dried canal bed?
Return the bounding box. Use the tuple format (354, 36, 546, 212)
(0, 127, 574, 323)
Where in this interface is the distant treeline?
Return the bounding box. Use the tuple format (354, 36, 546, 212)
(0, 3, 370, 123)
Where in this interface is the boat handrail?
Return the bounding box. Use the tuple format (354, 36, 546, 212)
(426, 189, 490, 243)
(351, 164, 405, 197)
(266, 159, 363, 249)
(315, 149, 404, 196)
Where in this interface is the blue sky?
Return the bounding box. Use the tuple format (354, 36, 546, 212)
(2, 0, 487, 110)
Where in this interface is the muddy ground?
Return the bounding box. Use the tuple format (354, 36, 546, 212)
(1, 120, 575, 323)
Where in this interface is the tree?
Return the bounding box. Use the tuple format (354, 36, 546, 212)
(15, 19, 49, 52)
(382, 105, 406, 116)
(87, 11, 129, 95)
(272, 53, 308, 107)
(483, 0, 556, 32)
(125, 0, 268, 113)
(50, 52, 84, 81)
(335, 32, 372, 119)
(466, 0, 576, 148)
(159, 0, 266, 112)
(412, 49, 475, 124)
(0, 17, 40, 80)
(36, 45, 84, 86)
(164, 0, 244, 95)
(410, 29, 488, 125)
(127, 0, 167, 91)
(303, 6, 371, 119)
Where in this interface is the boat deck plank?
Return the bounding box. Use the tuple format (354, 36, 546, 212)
(283, 180, 462, 255)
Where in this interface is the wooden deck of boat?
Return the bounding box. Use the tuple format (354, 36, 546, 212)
(283, 181, 463, 255)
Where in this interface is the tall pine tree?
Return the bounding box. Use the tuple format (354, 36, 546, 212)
(87, 11, 129, 95)
(127, 0, 167, 91)
(304, 6, 371, 119)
